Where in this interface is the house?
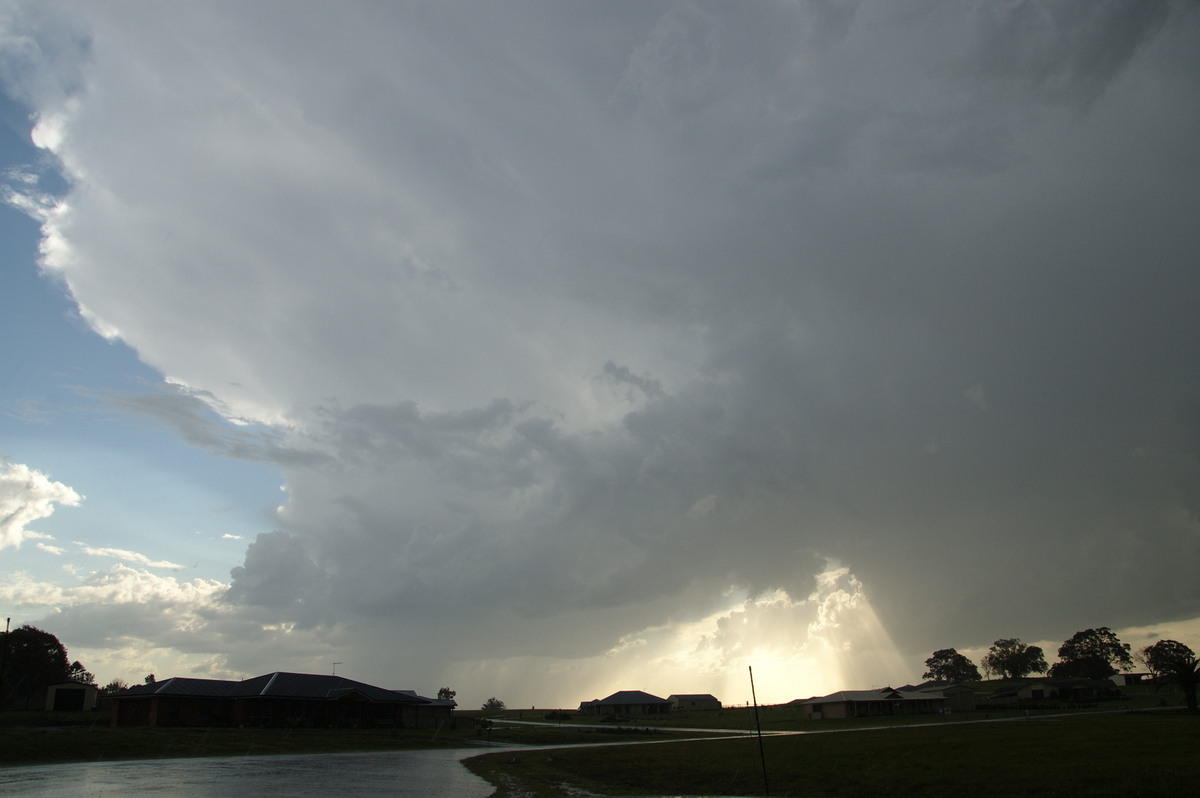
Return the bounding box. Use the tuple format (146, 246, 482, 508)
(898, 681, 977, 712)
(984, 678, 1120, 704)
(1110, 672, 1151, 687)
(794, 687, 946, 720)
(45, 681, 100, 712)
(578, 690, 673, 716)
(669, 693, 722, 711)
(108, 672, 454, 729)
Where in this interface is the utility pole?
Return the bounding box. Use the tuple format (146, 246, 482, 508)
(0, 618, 9, 710)
(750, 666, 769, 796)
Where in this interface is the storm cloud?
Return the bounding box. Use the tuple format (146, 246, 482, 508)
(2, 0, 1198, 704)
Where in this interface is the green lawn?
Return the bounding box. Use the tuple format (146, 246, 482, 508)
(465, 710, 1200, 797)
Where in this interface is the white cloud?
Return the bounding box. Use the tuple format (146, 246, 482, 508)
(79, 546, 185, 571)
(0, 461, 81, 549)
(0, 565, 337, 686)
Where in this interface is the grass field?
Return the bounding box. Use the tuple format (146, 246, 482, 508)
(464, 710, 1200, 797)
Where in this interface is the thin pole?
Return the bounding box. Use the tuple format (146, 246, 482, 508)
(750, 666, 769, 796)
(0, 618, 9, 710)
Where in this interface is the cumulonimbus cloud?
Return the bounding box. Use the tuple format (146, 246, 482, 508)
(3, 0, 1199, 704)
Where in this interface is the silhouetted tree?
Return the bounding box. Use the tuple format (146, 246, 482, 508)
(922, 648, 982, 682)
(1141, 639, 1200, 712)
(1048, 627, 1132, 679)
(101, 678, 129, 694)
(67, 660, 95, 685)
(481, 697, 506, 711)
(982, 638, 1047, 680)
(144, 673, 156, 684)
(437, 687, 457, 702)
(0, 625, 71, 709)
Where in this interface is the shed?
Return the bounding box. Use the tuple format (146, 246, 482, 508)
(669, 693, 722, 711)
(45, 681, 100, 712)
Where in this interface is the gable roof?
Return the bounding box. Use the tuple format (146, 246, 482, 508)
(669, 693, 720, 701)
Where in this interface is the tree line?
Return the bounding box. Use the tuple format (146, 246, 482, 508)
(921, 627, 1199, 711)
(0, 624, 96, 710)
(0, 624, 162, 710)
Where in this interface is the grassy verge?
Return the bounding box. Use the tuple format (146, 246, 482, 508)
(0, 715, 484, 768)
(470, 722, 720, 747)
(465, 710, 1200, 797)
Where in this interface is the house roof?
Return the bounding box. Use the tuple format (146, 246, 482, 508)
(394, 688, 457, 707)
(798, 688, 946, 705)
(115, 672, 436, 704)
(669, 693, 720, 701)
(899, 681, 976, 694)
(984, 677, 1119, 700)
(591, 690, 671, 706)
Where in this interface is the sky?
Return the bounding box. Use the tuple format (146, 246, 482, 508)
(2, 1, 1199, 709)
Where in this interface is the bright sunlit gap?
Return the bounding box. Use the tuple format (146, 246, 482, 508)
(445, 560, 911, 709)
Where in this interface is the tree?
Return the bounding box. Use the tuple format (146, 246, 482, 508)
(1048, 627, 1132, 679)
(101, 678, 129, 695)
(481, 697, 506, 711)
(982, 638, 1047, 680)
(922, 648, 982, 682)
(144, 674, 156, 684)
(1141, 639, 1200, 712)
(437, 687, 456, 702)
(0, 625, 71, 710)
(67, 660, 95, 685)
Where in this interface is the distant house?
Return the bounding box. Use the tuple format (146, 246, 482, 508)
(45, 681, 100, 712)
(669, 693, 722, 711)
(794, 687, 946, 720)
(898, 681, 977, 712)
(984, 678, 1120, 704)
(1110, 672, 1150, 687)
(578, 690, 673, 716)
(108, 672, 454, 729)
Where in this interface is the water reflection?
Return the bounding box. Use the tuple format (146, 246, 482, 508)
(0, 748, 493, 797)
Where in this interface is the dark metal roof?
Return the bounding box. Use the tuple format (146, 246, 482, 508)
(120, 678, 246, 698)
(114, 672, 434, 704)
(593, 690, 671, 705)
